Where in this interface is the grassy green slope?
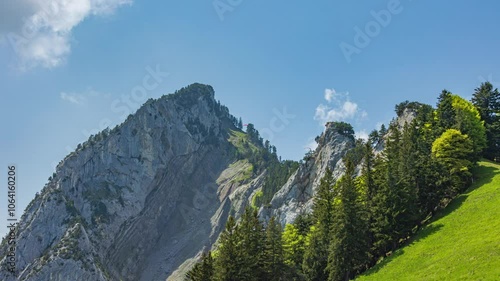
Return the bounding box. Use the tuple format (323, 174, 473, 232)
(357, 161, 500, 281)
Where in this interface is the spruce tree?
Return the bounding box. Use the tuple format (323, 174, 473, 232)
(238, 207, 265, 281)
(263, 216, 285, 281)
(327, 158, 369, 281)
(186, 251, 215, 281)
(471, 82, 500, 160)
(214, 216, 241, 281)
(302, 169, 335, 281)
(436, 89, 456, 132)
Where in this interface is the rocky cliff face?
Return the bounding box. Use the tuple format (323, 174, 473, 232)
(0, 84, 267, 281)
(0, 83, 377, 281)
(260, 122, 355, 225)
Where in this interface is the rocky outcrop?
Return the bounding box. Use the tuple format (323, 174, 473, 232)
(260, 122, 355, 226)
(260, 107, 419, 226)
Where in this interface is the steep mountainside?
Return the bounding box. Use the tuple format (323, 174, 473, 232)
(0, 83, 361, 281)
(0, 84, 272, 281)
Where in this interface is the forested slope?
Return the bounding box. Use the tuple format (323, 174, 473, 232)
(357, 161, 500, 281)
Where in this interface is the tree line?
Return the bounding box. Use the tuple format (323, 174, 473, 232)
(186, 82, 499, 281)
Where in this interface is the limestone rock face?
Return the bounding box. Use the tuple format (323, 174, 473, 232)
(259, 122, 355, 226)
(0, 84, 266, 281)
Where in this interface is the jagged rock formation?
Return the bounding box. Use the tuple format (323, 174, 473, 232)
(0, 84, 269, 281)
(259, 122, 355, 225)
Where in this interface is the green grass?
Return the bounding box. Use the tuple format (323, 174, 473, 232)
(229, 159, 254, 184)
(228, 129, 260, 156)
(357, 161, 500, 281)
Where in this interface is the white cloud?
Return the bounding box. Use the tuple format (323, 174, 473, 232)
(60, 92, 85, 105)
(1, 0, 131, 70)
(356, 130, 369, 141)
(60, 88, 111, 104)
(324, 88, 335, 103)
(314, 88, 367, 125)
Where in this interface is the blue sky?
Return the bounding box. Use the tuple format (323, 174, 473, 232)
(1, 0, 500, 235)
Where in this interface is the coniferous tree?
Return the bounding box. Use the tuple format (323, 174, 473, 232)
(396, 123, 420, 237)
(302, 225, 327, 281)
(471, 82, 500, 160)
(370, 123, 403, 255)
(214, 216, 240, 281)
(359, 141, 376, 265)
(238, 117, 243, 130)
(436, 89, 456, 132)
(368, 130, 380, 146)
(327, 159, 369, 281)
(238, 207, 266, 281)
(302, 169, 335, 281)
(262, 216, 285, 281)
(186, 251, 215, 281)
(379, 124, 387, 136)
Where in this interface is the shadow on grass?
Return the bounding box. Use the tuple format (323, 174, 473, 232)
(364, 223, 443, 277)
(435, 164, 498, 218)
(361, 162, 499, 278)
(470, 164, 499, 189)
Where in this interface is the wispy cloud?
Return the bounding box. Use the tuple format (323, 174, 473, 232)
(314, 88, 367, 125)
(1, 0, 131, 70)
(59, 88, 110, 105)
(60, 92, 85, 105)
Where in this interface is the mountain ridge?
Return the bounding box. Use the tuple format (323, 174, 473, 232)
(0, 83, 358, 281)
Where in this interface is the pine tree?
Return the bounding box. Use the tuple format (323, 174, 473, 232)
(214, 216, 241, 281)
(302, 169, 335, 281)
(396, 123, 420, 238)
(302, 225, 328, 281)
(359, 141, 376, 265)
(379, 124, 387, 136)
(370, 123, 403, 256)
(238, 207, 265, 281)
(327, 158, 369, 281)
(369, 155, 393, 257)
(262, 216, 285, 281)
(186, 251, 214, 281)
(436, 89, 456, 132)
(368, 130, 380, 146)
(471, 82, 500, 161)
(238, 117, 243, 130)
